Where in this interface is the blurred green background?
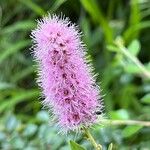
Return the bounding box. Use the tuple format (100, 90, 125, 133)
(0, 0, 150, 149)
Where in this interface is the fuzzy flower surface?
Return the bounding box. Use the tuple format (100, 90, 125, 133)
(31, 14, 103, 133)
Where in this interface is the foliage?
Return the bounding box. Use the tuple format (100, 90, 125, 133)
(0, 0, 150, 149)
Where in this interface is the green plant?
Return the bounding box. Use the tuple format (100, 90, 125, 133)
(0, 0, 150, 149)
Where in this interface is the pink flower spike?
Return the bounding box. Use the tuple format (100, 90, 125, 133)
(31, 14, 104, 133)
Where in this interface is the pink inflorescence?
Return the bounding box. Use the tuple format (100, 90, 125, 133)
(31, 14, 103, 133)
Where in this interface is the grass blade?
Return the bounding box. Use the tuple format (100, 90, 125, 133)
(0, 40, 30, 63)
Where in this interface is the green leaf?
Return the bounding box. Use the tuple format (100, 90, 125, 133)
(51, 0, 67, 12)
(0, 132, 6, 142)
(141, 8, 150, 19)
(19, 0, 45, 16)
(70, 141, 86, 150)
(80, 0, 113, 43)
(107, 45, 119, 52)
(5, 115, 18, 132)
(122, 125, 143, 138)
(108, 143, 113, 150)
(124, 64, 141, 74)
(10, 136, 25, 149)
(1, 20, 35, 34)
(123, 0, 141, 42)
(141, 94, 150, 104)
(23, 124, 37, 137)
(11, 66, 35, 83)
(129, 0, 141, 40)
(0, 82, 15, 90)
(0, 40, 30, 63)
(128, 40, 140, 56)
(109, 109, 130, 120)
(36, 111, 49, 122)
(124, 21, 150, 42)
(80, 17, 91, 46)
(0, 89, 39, 113)
(129, 0, 140, 27)
(90, 27, 102, 47)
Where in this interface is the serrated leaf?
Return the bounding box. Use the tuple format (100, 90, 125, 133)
(70, 141, 86, 150)
(122, 125, 143, 138)
(141, 94, 150, 104)
(128, 40, 140, 56)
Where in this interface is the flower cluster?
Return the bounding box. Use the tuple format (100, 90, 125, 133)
(31, 14, 103, 133)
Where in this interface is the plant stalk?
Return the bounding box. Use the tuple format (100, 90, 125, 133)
(101, 119, 150, 127)
(115, 38, 150, 79)
(83, 127, 102, 150)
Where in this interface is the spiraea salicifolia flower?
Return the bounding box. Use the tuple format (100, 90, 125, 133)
(31, 14, 103, 133)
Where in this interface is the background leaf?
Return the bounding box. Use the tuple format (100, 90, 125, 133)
(122, 125, 143, 138)
(141, 94, 150, 104)
(0, 0, 150, 149)
(70, 141, 86, 150)
(128, 39, 141, 56)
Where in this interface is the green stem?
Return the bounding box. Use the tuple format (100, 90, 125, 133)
(82, 119, 150, 150)
(115, 38, 150, 79)
(83, 127, 102, 150)
(101, 119, 150, 127)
